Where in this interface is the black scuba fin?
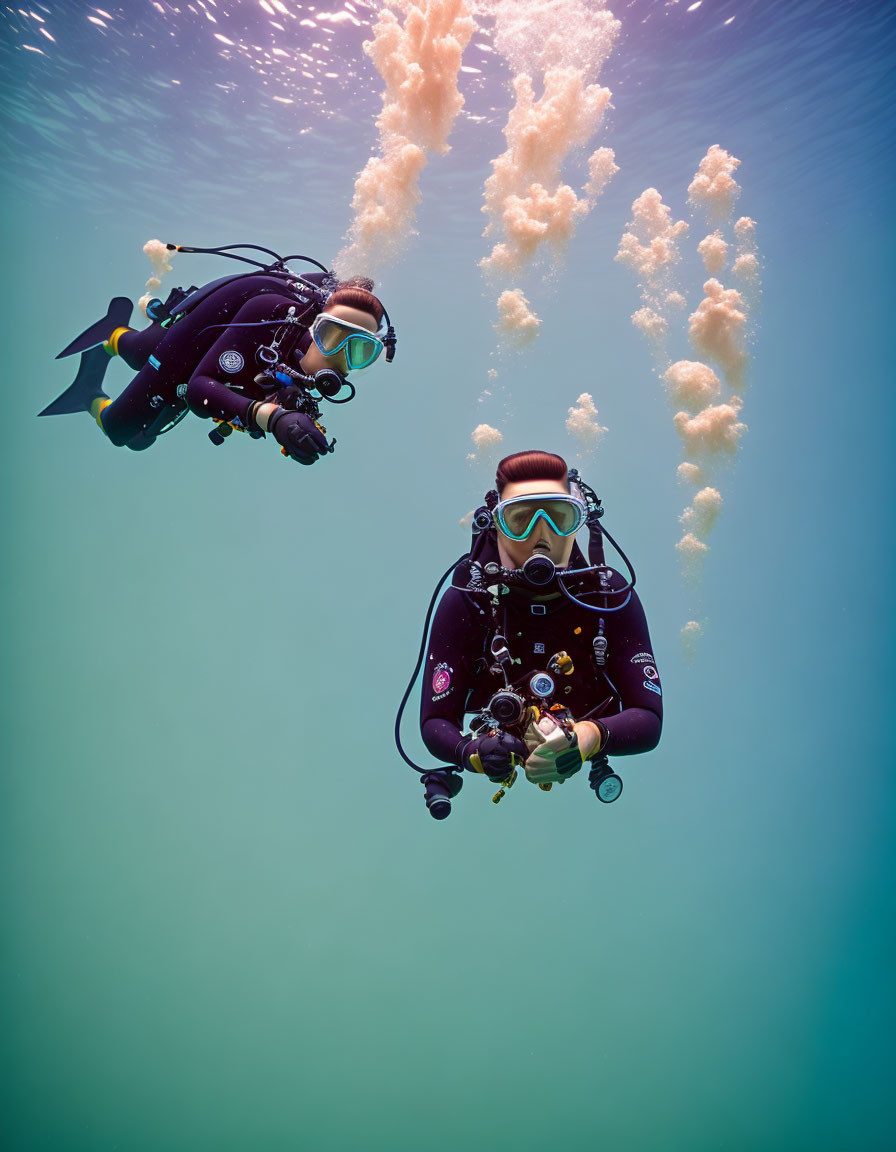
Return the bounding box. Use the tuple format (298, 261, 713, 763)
(56, 296, 134, 359)
(39, 346, 112, 416)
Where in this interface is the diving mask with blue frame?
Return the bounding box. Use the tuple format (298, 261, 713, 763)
(493, 492, 588, 541)
(310, 312, 386, 371)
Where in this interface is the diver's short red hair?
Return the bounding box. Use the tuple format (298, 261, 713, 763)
(496, 450, 569, 495)
(326, 279, 384, 326)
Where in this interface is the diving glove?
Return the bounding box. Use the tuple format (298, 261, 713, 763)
(269, 409, 331, 465)
(462, 732, 527, 781)
(522, 715, 593, 784)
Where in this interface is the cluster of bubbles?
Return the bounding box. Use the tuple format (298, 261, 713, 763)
(477, 0, 619, 457)
(615, 144, 761, 652)
(140, 239, 176, 316)
(332, 0, 621, 290)
(334, 0, 476, 275)
(465, 421, 504, 464)
(566, 393, 608, 447)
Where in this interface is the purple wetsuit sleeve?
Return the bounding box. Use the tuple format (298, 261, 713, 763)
(601, 586, 663, 755)
(185, 294, 295, 424)
(419, 589, 481, 766)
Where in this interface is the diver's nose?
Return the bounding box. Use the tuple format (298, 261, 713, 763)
(532, 520, 552, 550)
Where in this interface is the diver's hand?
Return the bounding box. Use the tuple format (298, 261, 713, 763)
(269, 409, 331, 465)
(522, 715, 599, 785)
(462, 732, 527, 781)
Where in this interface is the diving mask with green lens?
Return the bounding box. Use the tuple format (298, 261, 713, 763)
(310, 312, 386, 371)
(493, 493, 588, 541)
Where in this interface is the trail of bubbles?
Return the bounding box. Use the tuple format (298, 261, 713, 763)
(616, 146, 761, 652)
(481, 0, 620, 326)
(481, 67, 614, 280)
(615, 188, 689, 362)
(335, 0, 476, 277)
(473, 0, 620, 468)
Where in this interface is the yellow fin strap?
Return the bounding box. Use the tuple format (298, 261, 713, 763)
(91, 397, 112, 428)
(103, 327, 131, 356)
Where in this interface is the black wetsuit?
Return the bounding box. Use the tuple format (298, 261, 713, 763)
(420, 555, 663, 768)
(101, 272, 323, 449)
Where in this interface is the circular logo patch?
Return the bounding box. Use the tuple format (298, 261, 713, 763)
(432, 664, 451, 694)
(219, 350, 244, 374)
(643, 665, 658, 680)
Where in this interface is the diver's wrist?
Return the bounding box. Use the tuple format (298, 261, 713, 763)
(248, 401, 280, 433)
(455, 735, 474, 768)
(574, 720, 604, 759)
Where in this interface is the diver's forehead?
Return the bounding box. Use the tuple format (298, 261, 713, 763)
(322, 304, 378, 332)
(500, 478, 569, 501)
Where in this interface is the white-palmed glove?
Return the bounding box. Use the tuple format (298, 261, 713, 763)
(522, 714, 603, 785)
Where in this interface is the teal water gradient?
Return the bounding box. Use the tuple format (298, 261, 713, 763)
(2, 2, 894, 1149)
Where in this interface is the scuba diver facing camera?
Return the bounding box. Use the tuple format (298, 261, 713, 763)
(40, 242, 396, 465)
(396, 450, 663, 820)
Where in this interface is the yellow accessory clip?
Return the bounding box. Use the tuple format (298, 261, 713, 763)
(468, 752, 486, 774)
(550, 651, 574, 676)
(492, 768, 518, 804)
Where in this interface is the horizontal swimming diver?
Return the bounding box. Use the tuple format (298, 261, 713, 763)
(42, 242, 396, 465)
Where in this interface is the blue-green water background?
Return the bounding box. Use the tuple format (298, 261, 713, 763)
(2, 2, 894, 1148)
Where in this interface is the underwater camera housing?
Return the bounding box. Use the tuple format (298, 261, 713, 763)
(487, 689, 527, 727)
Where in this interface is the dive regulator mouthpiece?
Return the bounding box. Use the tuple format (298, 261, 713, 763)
(313, 368, 343, 398)
(521, 554, 556, 587)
